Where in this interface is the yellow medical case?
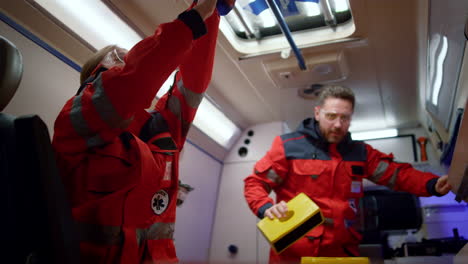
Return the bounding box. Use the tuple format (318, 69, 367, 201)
(301, 257, 370, 264)
(257, 193, 324, 253)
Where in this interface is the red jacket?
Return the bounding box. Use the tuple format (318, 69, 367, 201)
(52, 10, 219, 263)
(244, 118, 439, 263)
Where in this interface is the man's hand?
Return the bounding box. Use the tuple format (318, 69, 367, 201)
(265, 201, 288, 220)
(194, 0, 217, 20)
(435, 175, 452, 195)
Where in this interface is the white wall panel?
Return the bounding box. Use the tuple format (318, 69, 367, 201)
(210, 122, 283, 263)
(175, 143, 223, 263)
(1, 20, 79, 135)
(224, 122, 284, 163)
(209, 161, 259, 263)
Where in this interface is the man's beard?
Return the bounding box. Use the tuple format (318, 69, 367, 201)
(324, 128, 344, 143)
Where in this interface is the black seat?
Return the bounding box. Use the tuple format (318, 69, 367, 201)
(359, 188, 423, 260)
(0, 36, 79, 263)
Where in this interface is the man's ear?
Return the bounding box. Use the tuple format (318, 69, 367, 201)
(314, 106, 320, 120)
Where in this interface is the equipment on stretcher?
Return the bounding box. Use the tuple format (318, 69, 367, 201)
(301, 257, 370, 264)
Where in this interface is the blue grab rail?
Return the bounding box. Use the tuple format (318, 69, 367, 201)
(265, 0, 307, 70)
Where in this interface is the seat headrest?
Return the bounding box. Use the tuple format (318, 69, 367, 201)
(0, 36, 23, 111)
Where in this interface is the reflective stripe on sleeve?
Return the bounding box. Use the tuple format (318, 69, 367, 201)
(386, 168, 400, 189)
(177, 79, 203, 108)
(266, 169, 283, 184)
(167, 95, 182, 120)
(70, 95, 105, 148)
(69, 75, 133, 147)
(369, 161, 389, 183)
(91, 75, 134, 129)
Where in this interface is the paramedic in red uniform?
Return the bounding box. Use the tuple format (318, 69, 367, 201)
(244, 85, 452, 263)
(52, 0, 220, 263)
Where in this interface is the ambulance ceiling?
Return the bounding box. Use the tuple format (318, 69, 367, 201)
(0, 0, 428, 133)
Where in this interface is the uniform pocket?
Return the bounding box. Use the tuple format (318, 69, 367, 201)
(291, 161, 329, 197)
(292, 161, 326, 179)
(344, 162, 366, 198)
(304, 223, 324, 240)
(253, 156, 285, 186)
(254, 156, 273, 174)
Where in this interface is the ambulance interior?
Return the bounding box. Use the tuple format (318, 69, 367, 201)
(1, 0, 468, 263)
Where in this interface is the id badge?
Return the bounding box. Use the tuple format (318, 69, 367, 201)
(351, 180, 362, 194)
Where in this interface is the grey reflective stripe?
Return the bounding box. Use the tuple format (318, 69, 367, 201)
(69, 76, 132, 148)
(91, 75, 133, 129)
(77, 222, 174, 245)
(324, 217, 334, 226)
(70, 95, 92, 137)
(70, 95, 106, 148)
(136, 222, 175, 245)
(168, 95, 182, 120)
(266, 169, 282, 184)
(387, 168, 399, 189)
(181, 118, 191, 138)
(369, 161, 389, 183)
(177, 79, 203, 108)
(87, 134, 106, 148)
(167, 94, 192, 135)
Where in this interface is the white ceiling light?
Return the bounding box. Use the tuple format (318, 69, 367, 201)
(351, 128, 398, 140)
(193, 97, 241, 149)
(34, 0, 142, 50)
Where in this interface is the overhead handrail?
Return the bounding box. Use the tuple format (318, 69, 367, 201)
(265, 0, 307, 70)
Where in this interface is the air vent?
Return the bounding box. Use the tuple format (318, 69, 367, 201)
(263, 51, 349, 89)
(298, 84, 323, 100)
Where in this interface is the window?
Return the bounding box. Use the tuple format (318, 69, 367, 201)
(221, 0, 354, 54)
(33, 0, 241, 149)
(425, 0, 468, 130)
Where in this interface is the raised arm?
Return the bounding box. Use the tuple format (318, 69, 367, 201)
(155, 2, 220, 148)
(53, 1, 218, 154)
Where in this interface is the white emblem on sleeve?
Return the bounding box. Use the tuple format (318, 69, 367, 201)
(152, 190, 169, 215)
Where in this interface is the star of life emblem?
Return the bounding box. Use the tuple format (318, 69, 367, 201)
(152, 190, 169, 215)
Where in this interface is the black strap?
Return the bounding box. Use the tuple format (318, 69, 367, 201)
(177, 9, 207, 40)
(76, 67, 108, 96)
(119, 131, 134, 150)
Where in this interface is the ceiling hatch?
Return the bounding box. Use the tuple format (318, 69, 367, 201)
(220, 0, 355, 54)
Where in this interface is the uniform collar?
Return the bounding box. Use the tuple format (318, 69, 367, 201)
(297, 117, 354, 153)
